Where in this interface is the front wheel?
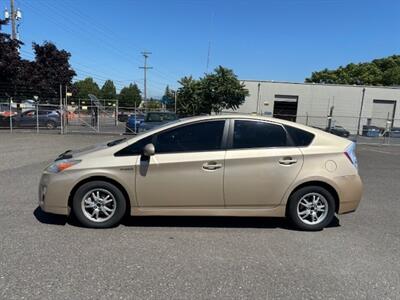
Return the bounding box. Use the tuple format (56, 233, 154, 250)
(287, 186, 335, 231)
(45, 120, 56, 129)
(72, 181, 127, 228)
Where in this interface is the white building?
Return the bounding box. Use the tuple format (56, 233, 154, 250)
(234, 80, 400, 134)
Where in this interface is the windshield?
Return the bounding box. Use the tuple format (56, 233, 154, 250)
(145, 112, 177, 122)
(135, 119, 181, 136)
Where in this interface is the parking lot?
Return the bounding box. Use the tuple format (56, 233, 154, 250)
(0, 132, 399, 299)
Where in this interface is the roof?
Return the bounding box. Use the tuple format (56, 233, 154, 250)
(240, 79, 400, 90)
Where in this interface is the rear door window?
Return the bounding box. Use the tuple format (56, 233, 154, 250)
(232, 120, 288, 149)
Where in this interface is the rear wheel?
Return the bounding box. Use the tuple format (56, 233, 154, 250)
(72, 181, 127, 228)
(287, 186, 335, 231)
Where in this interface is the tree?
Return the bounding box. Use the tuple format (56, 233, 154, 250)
(118, 83, 142, 107)
(0, 32, 24, 98)
(30, 42, 76, 99)
(305, 55, 400, 86)
(176, 66, 248, 116)
(145, 98, 162, 110)
(176, 76, 203, 116)
(73, 77, 100, 99)
(200, 66, 249, 114)
(161, 85, 176, 109)
(0, 37, 75, 101)
(100, 80, 116, 99)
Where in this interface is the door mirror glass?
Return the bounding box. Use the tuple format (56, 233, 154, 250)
(143, 143, 155, 156)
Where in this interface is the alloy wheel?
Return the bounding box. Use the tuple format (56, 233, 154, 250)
(296, 192, 328, 225)
(81, 188, 117, 223)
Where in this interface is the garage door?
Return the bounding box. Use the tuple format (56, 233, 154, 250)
(372, 100, 396, 128)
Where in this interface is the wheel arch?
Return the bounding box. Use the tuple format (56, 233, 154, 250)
(68, 176, 131, 215)
(285, 180, 340, 215)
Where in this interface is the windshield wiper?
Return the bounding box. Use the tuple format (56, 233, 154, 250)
(107, 138, 127, 147)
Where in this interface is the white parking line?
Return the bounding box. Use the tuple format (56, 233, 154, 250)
(363, 148, 399, 155)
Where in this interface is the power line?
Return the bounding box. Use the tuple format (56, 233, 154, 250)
(24, 0, 180, 84)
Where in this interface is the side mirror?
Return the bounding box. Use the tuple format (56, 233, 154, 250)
(142, 143, 155, 157)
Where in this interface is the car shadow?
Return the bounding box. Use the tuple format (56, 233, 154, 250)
(122, 215, 340, 230)
(34, 206, 340, 230)
(33, 207, 68, 226)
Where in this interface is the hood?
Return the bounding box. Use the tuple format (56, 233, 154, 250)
(55, 137, 128, 161)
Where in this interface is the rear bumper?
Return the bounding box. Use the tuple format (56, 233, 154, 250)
(336, 174, 363, 214)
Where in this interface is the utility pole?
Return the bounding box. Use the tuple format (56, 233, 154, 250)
(2, 0, 21, 40)
(10, 0, 16, 39)
(357, 88, 366, 136)
(139, 51, 152, 105)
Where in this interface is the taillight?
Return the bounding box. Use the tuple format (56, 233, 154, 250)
(344, 142, 358, 170)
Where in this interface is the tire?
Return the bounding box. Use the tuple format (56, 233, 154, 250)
(72, 181, 127, 228)
(287, 186, 335, 231)
(45, 120, 56, 129)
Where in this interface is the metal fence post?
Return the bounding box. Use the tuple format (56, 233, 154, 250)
(36, 101, 39, 133)
(115, 99, 118, 126)
(9, 98, 13, 133)
(60, 84, 64, 134)
(78, 98, 81, 122)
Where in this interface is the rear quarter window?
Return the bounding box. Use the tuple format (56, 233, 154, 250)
(285, 126, 315, 147)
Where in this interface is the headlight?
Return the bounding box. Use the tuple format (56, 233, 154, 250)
(46, 159, 81, 173)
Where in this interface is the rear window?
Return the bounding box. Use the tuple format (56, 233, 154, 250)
(285, 126, 314, 146)
(146, 113, 177, 122)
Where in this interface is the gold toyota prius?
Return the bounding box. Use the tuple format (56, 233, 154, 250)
(39, 115, 362, 230)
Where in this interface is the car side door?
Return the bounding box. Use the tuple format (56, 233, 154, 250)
(224, 119, 304, 207)
(135, 120, 228, 207)
(19, 110, 36, 127)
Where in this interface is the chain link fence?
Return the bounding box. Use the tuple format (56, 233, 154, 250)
(1, 96, 400, 145)
(0, 97, 169, 135)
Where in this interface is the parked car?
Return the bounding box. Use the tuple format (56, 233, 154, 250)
(118, 111, 131, 122)
(39, 115, 362, 231)
(13, 109, 61, 129)
(0, 114, 11, 128)
(383, 127, 400, 138)
(125, 113, 145, 133)
(362, 125, 381, 137)
(0, 103, 18, 117)
(19, 99, 36, 112)
(325, 125, 350, 138)
(138, 112, 178, 132)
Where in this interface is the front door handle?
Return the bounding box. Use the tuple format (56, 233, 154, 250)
(202, 161, 223, 170)
(279, 157, 298, 165)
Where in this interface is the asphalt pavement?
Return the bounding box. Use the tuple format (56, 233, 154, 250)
(0, 132, 399, 299)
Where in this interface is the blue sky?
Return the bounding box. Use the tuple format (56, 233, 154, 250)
(4, 0, 400, 97)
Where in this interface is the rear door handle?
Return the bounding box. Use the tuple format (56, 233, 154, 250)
(279, 157, 298, 165)
(202, 161, 223, 170)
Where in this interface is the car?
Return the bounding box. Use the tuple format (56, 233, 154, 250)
(326, 125, 350, 138)
(125, 113, 145, 133)
(138, 112, 178, 132)
(383, 127, 400, 138)
(0, 114, 12, 128)
(13, 109, 61, 129)
(362, 125, 381, 137)
(39, 115, 362, 231)
(0, 103, 18, 117)
(117, 110, 131, 122)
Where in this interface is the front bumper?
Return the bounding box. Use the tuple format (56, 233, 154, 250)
(39, 172, 73, 215)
